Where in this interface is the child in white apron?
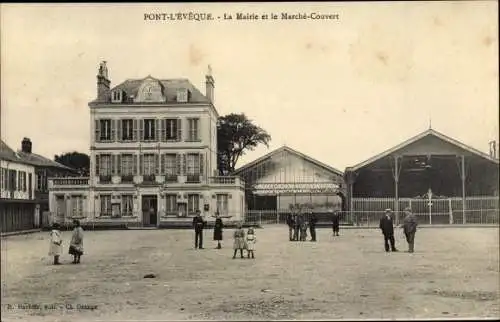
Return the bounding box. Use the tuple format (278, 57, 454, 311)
(48, 223, 62, 265)
(246, 227, 257, 259)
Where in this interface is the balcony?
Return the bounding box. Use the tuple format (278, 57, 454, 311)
(49, 177, 89, 189)
(186, 174, 201, 183)
(208, 176, 245, 188)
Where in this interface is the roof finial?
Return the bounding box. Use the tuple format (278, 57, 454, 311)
(207, 64, 212, 77)
(428, 116, 432, 130)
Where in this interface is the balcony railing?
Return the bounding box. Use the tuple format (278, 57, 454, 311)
(50, 177, 90, 187)
(209, 176, 241, 185)
(186, 174, 201, 183)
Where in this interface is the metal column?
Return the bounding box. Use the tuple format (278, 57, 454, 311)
(461, 155, 466, 224)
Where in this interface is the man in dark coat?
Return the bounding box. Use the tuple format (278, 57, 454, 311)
(308, 211, 318, 242)
(286, 213, 295, 241)
(379, 209, 398, 252)
(402, 207, 418, 253)
(192, 210, 206, 249)
(213, 212, 223, 249)
(332, 210, 340, 236)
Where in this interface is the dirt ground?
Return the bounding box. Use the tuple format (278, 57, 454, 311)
(1, 226, 499, 321)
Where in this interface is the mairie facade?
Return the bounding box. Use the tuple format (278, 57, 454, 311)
(48, 62, 245, 227)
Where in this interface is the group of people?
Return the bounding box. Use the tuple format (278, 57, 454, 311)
(379, 207, 418, 253)
(286, 211, 318, 242)
(192, 210, 257, 259)
(48, 219, 85, 265)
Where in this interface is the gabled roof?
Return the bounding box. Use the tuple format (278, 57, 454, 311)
(0, 140, 30, 164)
(16, 150, 75, 171)
(232, 145, 344, 176)
(347, 128, 499, 172)
(90, 77, 210, 105)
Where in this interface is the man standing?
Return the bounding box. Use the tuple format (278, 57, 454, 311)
(293, 212, 300, 241)
(332, 210, 340, 236)
(286, 213, 295, 241)
(402, 207, 418, 253)
(309, 211, 318, 242)
(379, 209, 398, 252)
(192, 210, 205, 249)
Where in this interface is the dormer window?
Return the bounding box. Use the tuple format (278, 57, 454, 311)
(112, 90, 123, 103)
(176, 88, 190, 103)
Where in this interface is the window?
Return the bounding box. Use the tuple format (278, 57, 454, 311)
(18, 172, 26, 192)
(144, 119, 155, 140)
(112, 90, 122, 102)
(187, 118, 199, 141)
(71, 196, 84, 217)
(143, 154, 155, 176)
(176, 88, 188, 102)
(99, 119, 112, 141)
(164, 154, 177, 182)
(186, 153, 200, 183)
(9, 170, 17, 191)
(166, 119, 178, 140)
(188, 194, 200, 214)
(121, 195, 134, 216)
(100, 195, 112, 216)
(99, 154, 112, 176)
(165, 194, 178, 215)
(121, 119, 134, 140)
(0, 168, 6, 191)
(216, 194, 229, 215)
(121, 154, 134, 177)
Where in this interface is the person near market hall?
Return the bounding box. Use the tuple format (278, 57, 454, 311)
(401, 207, 418, 253)
(379, 209, 398, 252)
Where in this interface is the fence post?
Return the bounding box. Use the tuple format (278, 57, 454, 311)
(259, 211, 262, 227)
(277, 211, 280, 224)
(448, 199, 453, 224)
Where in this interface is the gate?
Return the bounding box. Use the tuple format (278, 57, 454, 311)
(409, 198, 453, 224)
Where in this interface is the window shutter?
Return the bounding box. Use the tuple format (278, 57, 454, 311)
(133, 154, 138, 175)
(133, 119, 138, 141)
(155, 119, 161, 142)
(161, 154, 165, 174)
(139, 119, 144, 141)
(95, 155, 100, 176)
(111, 120, 116, 141)
(139, 154, 144, 175)
(155, 154, 160, 175)
(176, 154, 181, 175)
(117, 119, 122, 142)
(181, 154, 186, 175)
(161, 119, 167, 141)
(117, 154, 122, 175)
(176, 118, 182, 141)
(95, 120, 100, 142)
(199, 153, 204, 177)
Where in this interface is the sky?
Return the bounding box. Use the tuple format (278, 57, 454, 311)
(1, 2, 498, 171)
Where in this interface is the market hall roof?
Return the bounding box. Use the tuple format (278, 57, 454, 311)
(232, 145, 344, 177)
(346, 128, 499, 173)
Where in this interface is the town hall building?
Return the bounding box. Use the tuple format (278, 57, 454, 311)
(48, 62, 245, 227)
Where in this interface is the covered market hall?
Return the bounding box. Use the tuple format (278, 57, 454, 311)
(344, 129, 499, 226)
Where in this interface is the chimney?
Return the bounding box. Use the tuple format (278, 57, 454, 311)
(21, 137, 32, 153)
(97, 60, 111, 102)
(489, 140, 497, 159)
(205, 64, 215, 103)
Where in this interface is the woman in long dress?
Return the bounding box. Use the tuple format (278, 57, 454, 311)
(232, 223, 246, 259)
(68, 220, 84, 264)
(48, 223, 62, 265)
(213, 212, 223, 249)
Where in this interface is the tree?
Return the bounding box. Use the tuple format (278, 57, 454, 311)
(217, 113, 271, 175)
(54, 152, 90, 176)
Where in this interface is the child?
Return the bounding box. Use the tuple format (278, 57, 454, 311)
(48, 223, 62, 265)
(232, 223, 246, 259)
(69, 220, 84, 264)
(246, 227, 257, 259)
(299, 220, 308, 241)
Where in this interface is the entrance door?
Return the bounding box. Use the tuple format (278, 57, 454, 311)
(55, 195, 65, 224)
(142, 195, 158, 227)
(178, 203, 187, 217)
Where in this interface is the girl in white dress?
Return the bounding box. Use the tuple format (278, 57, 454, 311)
(48, 223, 62, 265)
(246, 227, 257, 259)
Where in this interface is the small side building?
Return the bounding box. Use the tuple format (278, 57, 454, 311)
(0, 140, 38, 233)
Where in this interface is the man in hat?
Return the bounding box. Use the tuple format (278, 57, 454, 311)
(331, 210, 340, 236)
(308, 211, 318, 242)
(192, 210, 206, 249)
(286, 212, 295, 241)
(402, 207, 418, 253)
(379, 209, 398, 252)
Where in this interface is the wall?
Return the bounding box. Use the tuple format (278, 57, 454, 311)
(0, 159, 36, 200)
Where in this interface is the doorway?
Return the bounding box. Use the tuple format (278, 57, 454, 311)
(142, 195, 158, 227)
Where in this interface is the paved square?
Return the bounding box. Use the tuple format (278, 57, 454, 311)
(1, 227, 499, 321)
